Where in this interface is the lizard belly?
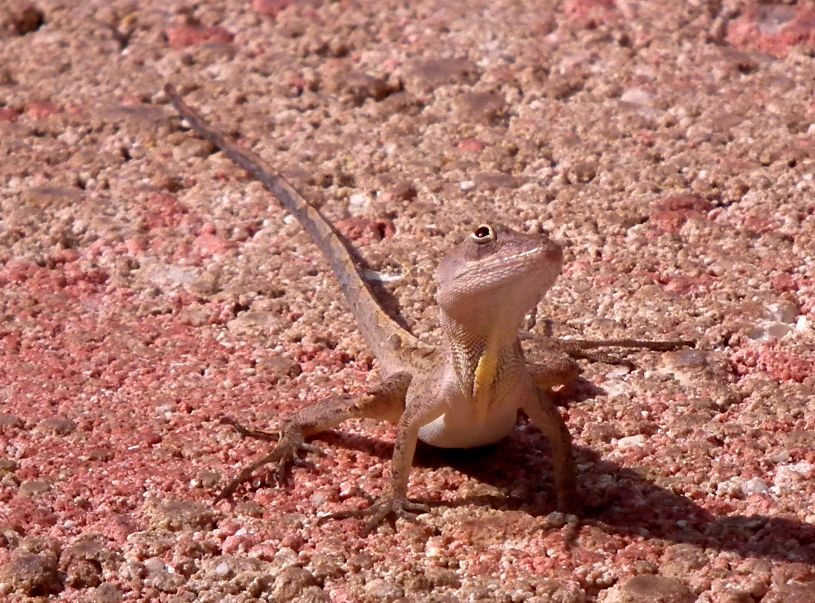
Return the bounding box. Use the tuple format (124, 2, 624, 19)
(418, 392, 519, 449)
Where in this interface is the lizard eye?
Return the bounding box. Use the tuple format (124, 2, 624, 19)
(471, 224, 495, 244)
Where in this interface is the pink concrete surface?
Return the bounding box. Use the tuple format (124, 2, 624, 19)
(1, 0, 814, 600)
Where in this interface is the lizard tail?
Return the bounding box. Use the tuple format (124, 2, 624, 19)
(165, 84, 424, 373)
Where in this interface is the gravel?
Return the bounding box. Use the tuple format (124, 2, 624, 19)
(1, 0, 814, 600)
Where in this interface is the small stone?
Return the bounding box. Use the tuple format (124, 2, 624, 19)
(406, 57, 478, 93)
(18, 536, 61, 558)
(325, 70, 395, 106)
(389, 181, 417, 201)
(272, 566, 317, 601)
(548, 74, 585, 99)
(235, 501, 265, 518)
(10, 4, 45, 35)
(457, 138, 486, 153)
(196, 470, 221, 489)
(19, 479, 51, 498)
(141, 557, 184, 593)
(773, 461, 813, 493)
(165, 24, 234, 49)
(600, 575, 695, 603)
(762, 581, 815, 603)
(620, 87, 653, 108)
(566, 161, 597, 184)
(252, 0, 292, 18)
(474, 172, 520, 190)
(0, 458, 18, 474)
(294, 586, 330, 602)
(763, 301, 799, 324)
(616, 434, 646, 449)
(91, 582, 123, 603)
(87, 446, 114, 461)
(148, 499, 217, 531)
(151, 567, 184, 594)
(335, 217, 395, 243)
(726, 5, 815, 59)
(564, 0, 618, 27)
(455, 91, 506, 124)
(37, 417, 76, 436)
(143, 557, 166, 578)
(0, 414, 23, 430)
(59, 536, 120, 589)
(741, 477, 770, 496)
(0, 550, 62, 596)
(662, 349, 710, 372)
(364, 577, 404, 601)
(26, 100, 60, 119)
(255, 352, 302, 380)
(0, 108, 19, 122)
(213, 561, 231, 578)
(649, 194, 712, 233)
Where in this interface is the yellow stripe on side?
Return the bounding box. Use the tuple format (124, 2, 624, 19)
(472, 338, 499, 424)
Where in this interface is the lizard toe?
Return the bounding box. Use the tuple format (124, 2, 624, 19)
(215, 429, 318, 501)
(319, 495, 431, 534)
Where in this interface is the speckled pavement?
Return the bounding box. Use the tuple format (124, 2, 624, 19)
(1, 0, 814, 601)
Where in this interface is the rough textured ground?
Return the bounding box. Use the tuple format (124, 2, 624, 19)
(1, 0, 814, 601)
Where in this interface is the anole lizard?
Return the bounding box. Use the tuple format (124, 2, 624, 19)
(165, 84, 692, 533)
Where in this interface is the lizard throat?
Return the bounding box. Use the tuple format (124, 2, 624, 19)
(440, 311, 526, 423)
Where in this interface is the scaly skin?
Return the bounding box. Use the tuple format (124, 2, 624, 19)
(165, 84, 691, 532)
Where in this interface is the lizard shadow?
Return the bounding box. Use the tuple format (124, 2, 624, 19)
(232, 372, 810, 565)
(422, 439, 815, 565)
(316, 428, 815, 565)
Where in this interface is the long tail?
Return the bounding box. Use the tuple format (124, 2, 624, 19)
(165, 84, 423, 373)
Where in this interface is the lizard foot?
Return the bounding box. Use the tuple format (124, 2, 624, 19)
(214, 422, 321, 503)
(319, 494, 430, 535)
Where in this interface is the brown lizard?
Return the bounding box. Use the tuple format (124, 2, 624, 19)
(165, 84, 692, 533)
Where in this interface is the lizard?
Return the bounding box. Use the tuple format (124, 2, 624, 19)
(164, 84, 693, 533)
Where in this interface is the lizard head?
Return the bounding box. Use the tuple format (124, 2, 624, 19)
(435, 224, 563, 419)
(435, 223, 563, 321)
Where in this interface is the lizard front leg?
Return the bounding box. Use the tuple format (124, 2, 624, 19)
(321, 394, 445, 534)
(521, 387, 579, 513)
(216, 372, 411, 502)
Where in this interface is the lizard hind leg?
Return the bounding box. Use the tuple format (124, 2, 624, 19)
(215, 372, 411, 503)
(528, 353, 582, 391)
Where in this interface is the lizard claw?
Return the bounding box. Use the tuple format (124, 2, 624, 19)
(318, 494, 431, 535)
(215, 422, 319, 503)
(220, 416, 280, 442)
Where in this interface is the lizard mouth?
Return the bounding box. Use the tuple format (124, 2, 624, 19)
(451, 246, 562, 293)
(452, 246, 553, 281)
